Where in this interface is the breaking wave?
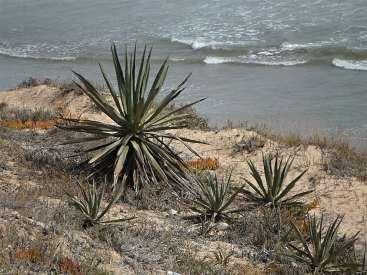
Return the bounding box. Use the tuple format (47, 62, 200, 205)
(0, 43, 77, 61)
(332, 58, 367, 71)
(204, 56, 307, 66)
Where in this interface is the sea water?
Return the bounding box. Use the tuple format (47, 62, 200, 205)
(1, 0, 367, 147)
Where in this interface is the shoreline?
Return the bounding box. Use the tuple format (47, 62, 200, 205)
(1, 60, 367, 150)
(3, 77, 367, 151)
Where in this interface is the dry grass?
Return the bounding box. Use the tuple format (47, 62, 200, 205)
(167, 102, 209, 130)
(0, 105, 58, 122)
(0, 104, 60, 130)
(232, 134, 266, 154)
(0, 226, 108, 274)
(0, 119, 56, 129)
(57, 257, 83, 275)
(187, 157, 220, 171)
(15, 77, 53, 89)
(14, 248, 42, 263)
(14, 77, 83, 95)
(244, 122, 367, 181)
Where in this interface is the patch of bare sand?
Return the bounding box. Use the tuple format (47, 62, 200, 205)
(173, 128, 366, 244)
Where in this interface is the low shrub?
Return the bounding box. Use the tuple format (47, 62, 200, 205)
(57, 257, 83, 275)
(14, 248, 42, 263)
(232, 135, 266, 154)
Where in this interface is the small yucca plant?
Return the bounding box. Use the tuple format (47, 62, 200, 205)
(66, 178, 134, 227)
(286, 215, 359, 273)
(189, 172, 243, 222)
(59, 43, 205, 194)
(241, 154, 313, 208)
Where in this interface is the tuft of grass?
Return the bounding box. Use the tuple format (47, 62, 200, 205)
(286, 215, 360, 274)
(187, 157, 219, 171)
(15, 77, 52, 89)
(241, 154, 313, 208)
(233, 134, 266, 154)
(167, 102, 209, 130)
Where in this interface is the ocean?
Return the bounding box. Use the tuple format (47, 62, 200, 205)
(1, 0, 367, 148)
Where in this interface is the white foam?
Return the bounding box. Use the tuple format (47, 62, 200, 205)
(169, 57, 185, 62)
(171, 37, 222, 50)
(280, 41, 329, 51)
(241, 59, 307, 66)
(332, 58, 367, 71)
(0, 45, 76, 61)
(204, 55, 307, 66)
(203, 56, 233, 64)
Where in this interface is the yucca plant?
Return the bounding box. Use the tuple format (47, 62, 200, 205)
(241, 154, 313, 208)
(59, 43, 205, 194)
(66, 178, 134, 227)
(286, 215, 360, 273)
(189, 172, 243, 222)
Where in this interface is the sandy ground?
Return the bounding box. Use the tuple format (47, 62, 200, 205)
(3, 85, 363, 240)
(0, 85, 366, 273)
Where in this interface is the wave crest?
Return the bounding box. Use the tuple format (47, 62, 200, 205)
(204, 55, 307, 66)
(171, 37, 224, 50)
(0, 44, 77, 61)
(332, 58, 367, 71)
(203, 56, 233, 64)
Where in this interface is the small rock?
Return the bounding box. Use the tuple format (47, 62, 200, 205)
(167, 209, 178, 216)
(0, 223, 6, 237)
(216, 222, 229, 231)
(167, 271, 181, 275)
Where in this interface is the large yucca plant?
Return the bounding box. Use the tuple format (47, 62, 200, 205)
(286, 215, 360, 273)
(66, 178, 134, 227)
(189, 172, 243, 222)
(59, 44, 205, 194)
(241, 154, 313, 208)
